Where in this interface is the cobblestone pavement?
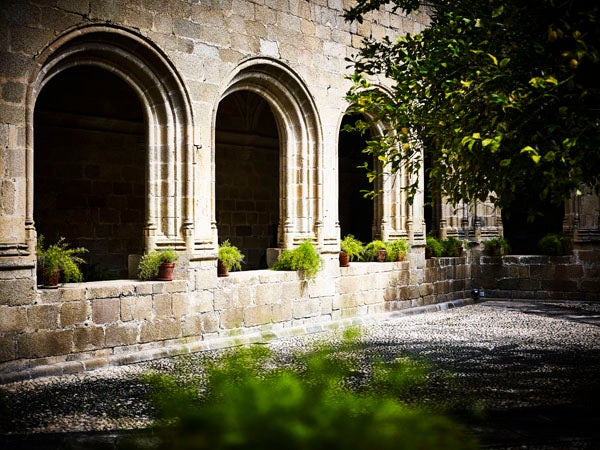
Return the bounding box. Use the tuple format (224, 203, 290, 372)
(2, 298, 600, 449)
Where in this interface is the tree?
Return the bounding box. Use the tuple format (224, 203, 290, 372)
(344, 0, 600, 220)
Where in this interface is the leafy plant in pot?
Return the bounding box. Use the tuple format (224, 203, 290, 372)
(385, 239, 409, 261)
(272, 240, 323, 280)
(364, 240, 388, 262)
(483, 237, 510, 256)
(442, 236, 463, 257)
(537, 233, 569, 256)
(218, 240, 244, 277)
(138, 248, 179, 281)
(425, 236, 444, 259)
(340, 235, 364, 267)
(36, 235, 87, 288)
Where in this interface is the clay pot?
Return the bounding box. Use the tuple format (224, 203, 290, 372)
(42, 268, 60, 289)
(157, 262, 175, 281)
(376, 249, 387, 262)
(217, 259, 229, 277)
(339, 251, 350, 267)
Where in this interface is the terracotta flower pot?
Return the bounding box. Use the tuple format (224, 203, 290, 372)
(339, 251, 350, 267)
(376, 249, 387, 262)
(157, 262, 175, 281)
(217, 259, 229, 277)
(42, 268, 60, 289)
(425, 247, 432, 259)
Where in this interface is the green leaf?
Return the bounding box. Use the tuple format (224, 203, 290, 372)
(500, 159, 511, 167)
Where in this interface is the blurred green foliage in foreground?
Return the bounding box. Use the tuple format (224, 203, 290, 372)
(135, 329, 477, 450)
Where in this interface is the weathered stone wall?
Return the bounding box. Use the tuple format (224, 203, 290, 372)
(1, 0, 598, 384)
(0, 255, 472, 382)
(471, 249, 600, 301)
(0, 0, 431, 301)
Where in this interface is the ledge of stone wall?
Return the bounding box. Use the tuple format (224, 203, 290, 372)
(472, 251, 599, 301)
(0, 258, 472, 382)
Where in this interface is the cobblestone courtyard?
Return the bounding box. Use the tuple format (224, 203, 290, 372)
(2, 299, 600, 449)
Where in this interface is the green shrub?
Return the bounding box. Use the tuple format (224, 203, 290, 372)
(363, 239, 387, 261)
(385, 238, 410, 261)
(36, 235, 87, 282)
(140, 330, 477, 450)
(272, 240, 323, 280)
(483, 237, 510, 256)
(537, 233, 569, 255)
(340, 235, 364, 261)
(218, 240, 245, 271)
(442, 236, 463, 257)
(138, 248, 179, 281)
(426, 236, 444, 257)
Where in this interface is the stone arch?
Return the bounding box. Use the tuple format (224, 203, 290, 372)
(214, 58, 323, 250)
(337, 98, 414, 244)
(26, 25, 195, 263)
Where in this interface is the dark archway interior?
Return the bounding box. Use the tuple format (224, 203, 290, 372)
(338, 114, 374, 243)
(502, 200, 565, 254)
(216, 91, 279, 270)
(423, 143, 441, 237)
(34, 65, 145, 280)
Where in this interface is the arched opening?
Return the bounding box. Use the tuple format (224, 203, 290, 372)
(338, 113, 374, 243)
(502, 200, 565, 254)
(34, 65, 145, 280)
(216, 91, 279, 269)
(216, 58, 323, 252)
(423, 143, 441, 237)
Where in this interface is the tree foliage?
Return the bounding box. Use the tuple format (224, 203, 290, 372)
(345, 0, 600, 216)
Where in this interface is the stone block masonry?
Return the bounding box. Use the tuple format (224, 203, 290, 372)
(2, 248, 597, 382)
(471, 248, 600, 301)
(0, 257, 470, 382)
(0, 0, 598, 383)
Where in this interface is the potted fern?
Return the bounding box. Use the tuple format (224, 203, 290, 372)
(340, 235, 364, 267)
(425, 236, 444, 259)
(272, 240, 323, 280)
(442, 236, 463, 257)
(385, 239, 409, 261)
(483, 237, 510, 257)
(138, 248, 179, 281)
(36, 235, 87, 288)
(537, 233, 569, 255)
(364, 239, 387, 262)
(218, 240, 244, 277)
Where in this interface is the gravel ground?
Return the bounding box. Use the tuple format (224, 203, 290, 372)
(2, 299, 600, 449)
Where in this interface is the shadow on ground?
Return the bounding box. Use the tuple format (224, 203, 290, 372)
(2, 300, 600, 449)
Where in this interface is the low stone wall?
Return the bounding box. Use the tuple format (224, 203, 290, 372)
(471, 248, 600, 301)
(0, 256, 471, 383)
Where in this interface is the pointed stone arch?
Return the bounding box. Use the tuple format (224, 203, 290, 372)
(26, 24, 195, 260)
(214, 58, 323, 250)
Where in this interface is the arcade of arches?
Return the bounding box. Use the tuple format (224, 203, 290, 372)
(0, 5, 598, 379)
